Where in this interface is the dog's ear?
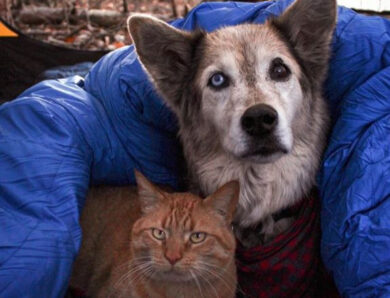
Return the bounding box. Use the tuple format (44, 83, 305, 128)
(128, 14, 203, 112)
(271, 0, 337, 85)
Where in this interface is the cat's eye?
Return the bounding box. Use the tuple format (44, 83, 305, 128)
(208, 72, 229, 89)
(152, 228, 166, 240)
(190, 232, 207, 244)
(269, 58, 291, 81)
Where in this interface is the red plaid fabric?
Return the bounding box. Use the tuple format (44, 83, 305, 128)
(67, 288, 87, 298)
(236, 196, 339, 298)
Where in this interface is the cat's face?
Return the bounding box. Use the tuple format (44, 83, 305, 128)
(130, 171, 239, 283)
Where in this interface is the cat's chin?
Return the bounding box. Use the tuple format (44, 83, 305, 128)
(152, 269, 194, 283)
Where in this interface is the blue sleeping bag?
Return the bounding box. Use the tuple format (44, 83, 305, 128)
(0, 0, 389, 296)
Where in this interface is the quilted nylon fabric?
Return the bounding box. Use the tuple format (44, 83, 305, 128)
(1, 0, 390, 296)
(320, 7, 390, 297)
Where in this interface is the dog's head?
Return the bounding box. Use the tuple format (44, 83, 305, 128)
(128, 0, 336, 164)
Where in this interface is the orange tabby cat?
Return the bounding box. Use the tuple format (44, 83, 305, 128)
(70, 171, 239, 298)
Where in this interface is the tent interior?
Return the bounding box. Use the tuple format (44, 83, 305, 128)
(0, 19, 108, 104)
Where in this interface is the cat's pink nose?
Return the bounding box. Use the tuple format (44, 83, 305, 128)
(165, 251, 182, 265)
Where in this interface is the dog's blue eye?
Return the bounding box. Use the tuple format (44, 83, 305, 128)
(211, 74, 224, 86)
(209, 73, 229, 89)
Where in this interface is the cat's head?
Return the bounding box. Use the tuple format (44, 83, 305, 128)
(131, 170, 239, 283)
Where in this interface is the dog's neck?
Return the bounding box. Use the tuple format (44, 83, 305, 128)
(234, 200, 302, 247)
(184, 141, 316, 242)
(179, 94, 328, 244)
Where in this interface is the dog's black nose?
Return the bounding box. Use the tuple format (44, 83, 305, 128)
(241, 104, 278, 136)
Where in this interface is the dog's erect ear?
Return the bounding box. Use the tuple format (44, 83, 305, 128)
(271, 0, 337, 85)
(134, 170, 165, 214)
(128, 14, 203, 111)
(203, 181, 240, 223)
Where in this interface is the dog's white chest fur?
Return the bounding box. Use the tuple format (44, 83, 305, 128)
(193, 137, 319, 229)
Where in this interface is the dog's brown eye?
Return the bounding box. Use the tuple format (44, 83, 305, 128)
(208, 73, 229, 89)
(270, 58, 291, 81)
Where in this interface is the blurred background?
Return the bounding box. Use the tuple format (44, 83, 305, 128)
(0, 0, 389, 51)
(0, 0, 206, 51)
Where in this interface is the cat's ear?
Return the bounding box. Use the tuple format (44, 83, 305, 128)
(204, 181, 240, 223)
(134, 170, 164, 214)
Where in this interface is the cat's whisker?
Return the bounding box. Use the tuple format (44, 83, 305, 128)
(196, 261, 236, 282)
(112, 260, 135, 273)
(125, 263, 152, 282)
(117, 263, 146, 282)
(202, 269, 233, 297)
(111, 257, 152, 277)
(114, 261, 152, 290)
(193, 268, 219, 298)
(129, 256, 152, 261)
(142, 266, 156, 280)
(112, 267, 150, 298)
(190, 269, 206, 298)
(196, 263, 236, 295)
(111, 264, 152, 298)
(126, 267, 149, 287)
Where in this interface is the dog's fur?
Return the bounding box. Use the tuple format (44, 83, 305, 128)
(128, 0, 337, 246)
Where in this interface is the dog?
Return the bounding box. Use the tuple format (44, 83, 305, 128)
(128, 0, 336, 247)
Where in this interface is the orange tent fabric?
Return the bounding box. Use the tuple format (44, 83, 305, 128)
(0, 21, 18, 37)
